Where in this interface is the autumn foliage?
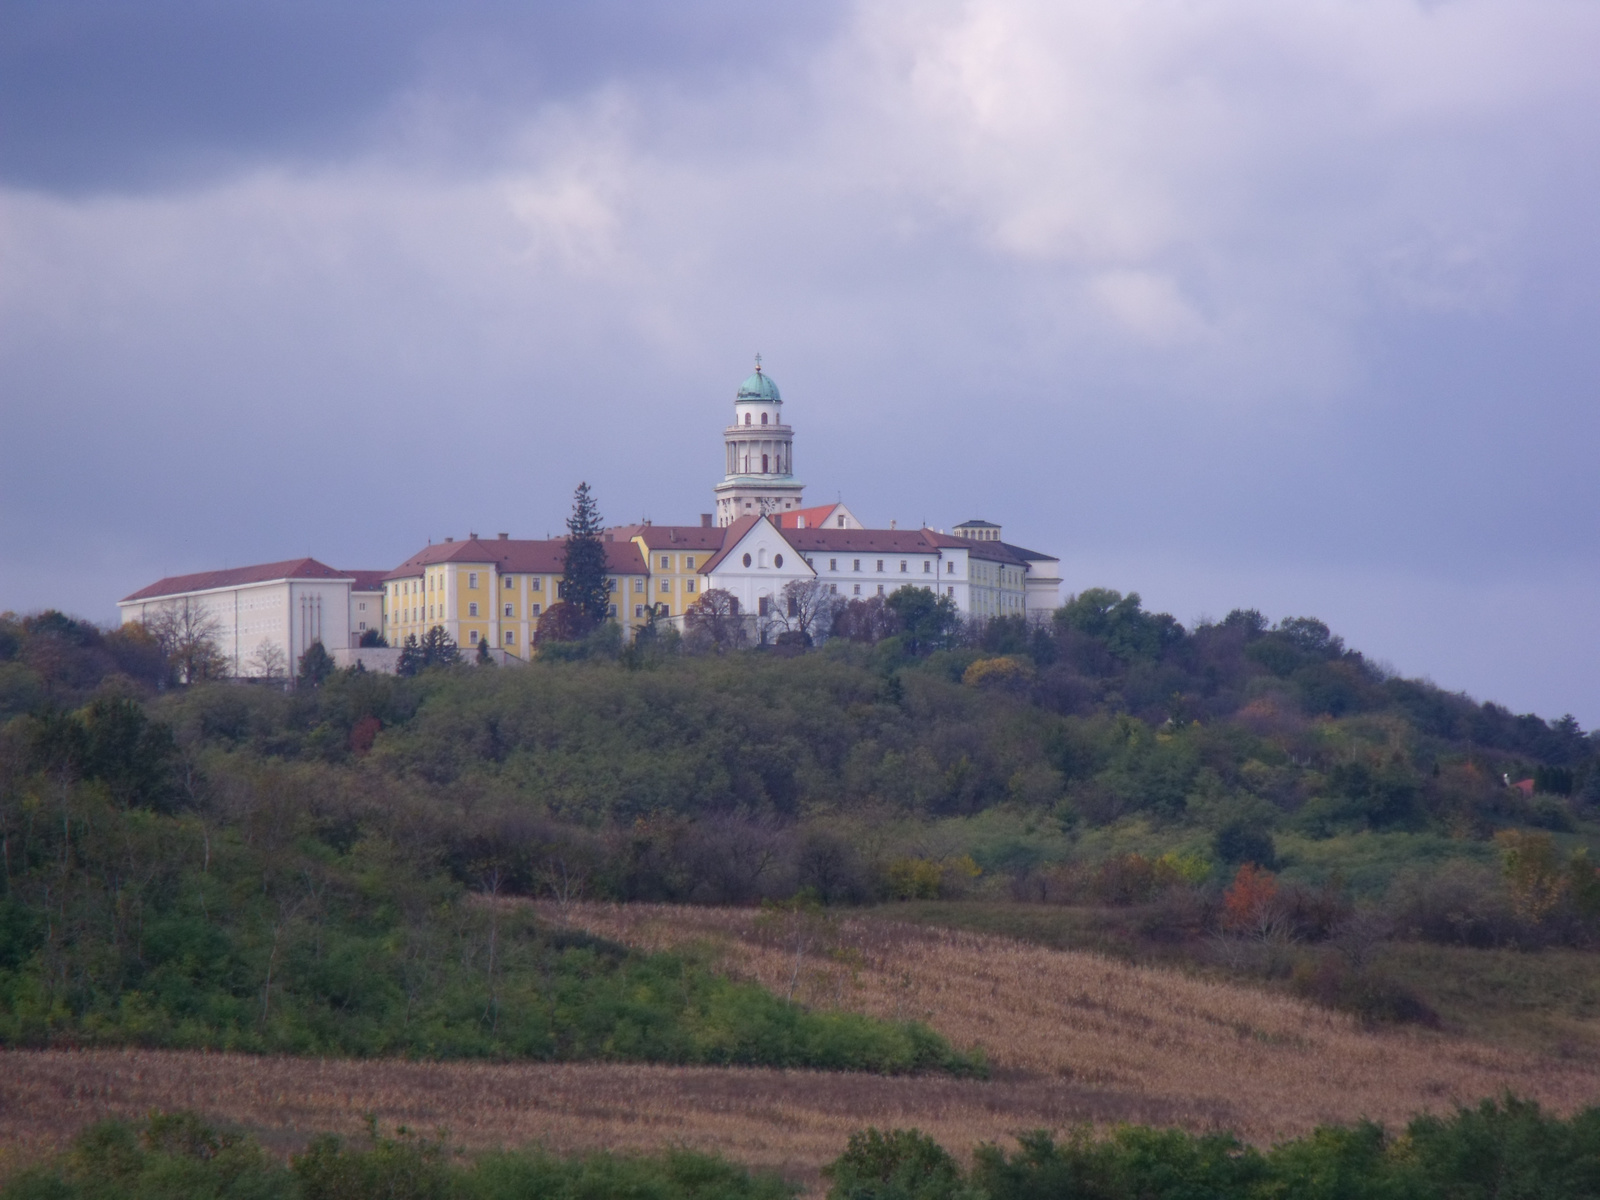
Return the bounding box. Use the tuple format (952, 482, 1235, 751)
(1223, 864, 1280, 931)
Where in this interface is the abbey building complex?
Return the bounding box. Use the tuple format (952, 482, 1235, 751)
(118, 362, 1061, 672)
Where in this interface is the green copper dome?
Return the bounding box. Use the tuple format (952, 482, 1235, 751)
(736, 366, 781, 403)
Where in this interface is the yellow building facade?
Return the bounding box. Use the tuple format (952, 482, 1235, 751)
(384, 533, 649, 657)
(611, 522, 727, 622)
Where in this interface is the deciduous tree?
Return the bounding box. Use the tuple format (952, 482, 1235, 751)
(684, 589, 746, 653)
(143, 601, 228, 684)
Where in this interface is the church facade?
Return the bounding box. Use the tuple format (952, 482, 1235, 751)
(628, 360, 1062, 632)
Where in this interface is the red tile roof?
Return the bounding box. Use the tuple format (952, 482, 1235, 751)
(345, 570, 389, 593)
(780, 527, 948, 555)
(384, 537, 647, 581)
(614, 524, 729, 551)
(776, 503, 844, 529)
(121, 558, 350, 603)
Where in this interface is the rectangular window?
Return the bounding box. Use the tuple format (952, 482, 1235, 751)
(686, 556, 695, 569)
(504, 576, 514, 589)
(504, 631, 514, 644)
(877, 585, 884, 595)
(876, 560, 884, 572)
(660, 579, 671, 593)
(829, 584, 838, 594)
(358, 602, 366, 610)
(531, 603, 541, 616)
(660, 555, 670, 569)
(608, 604, 617, 617)
(852, 584, 861, 596)
(470, 630, 479, 644)
(468, 602, 478, 617)
(633, 578, 643, 592)
(503, 603, 513, 617)
(531, 578, 541, 591)
(428, 605, 434, 619)
(634, 604, 644, 618)
(923, 561, 931, 573)
(853, 559, 861, 571)
(468, 572, 478, 589)
(607, 578, 616, 592)
(900, 561, 907, 572)
(359, 621, 367, 630)
(758, 597, 770, 617)
(947, 586, 955, 597)
(829, 559, 837, 571)
(685, 579, 696, 593)
(788, 597, 799, 617)
(946, 561, 954, 574)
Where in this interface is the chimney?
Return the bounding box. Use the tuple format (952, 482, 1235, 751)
(796, 515, 806, 528)
(890, 519, 898, 530)
(444, 536, 454, 543)
(701, 513, 713, 527)
(469, 531, 478, 540)
(669, 530, 677, 542)
(497, 532, 508, 540)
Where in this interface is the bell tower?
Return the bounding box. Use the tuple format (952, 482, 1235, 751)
(713, 356, 805, 526)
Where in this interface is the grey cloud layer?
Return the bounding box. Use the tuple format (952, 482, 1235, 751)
(2, 0, 1597, 720)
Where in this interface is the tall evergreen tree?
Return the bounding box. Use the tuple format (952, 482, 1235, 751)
(297, 640, 335, 688)
(396, 633, 421, 676)
(419, 625, 460, 668)
(562, 481, 611, 631)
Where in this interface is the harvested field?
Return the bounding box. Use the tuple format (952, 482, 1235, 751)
(4, 902, 1599, 1190)
(535, 902, 1600, 1141)
(0, 1049, 1202, 1188)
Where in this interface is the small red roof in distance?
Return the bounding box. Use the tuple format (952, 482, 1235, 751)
(384, 537, 647, 581)
(121, 558, 349, 603)
(776, 504, 841, 529)
(345, 570, 389, 593)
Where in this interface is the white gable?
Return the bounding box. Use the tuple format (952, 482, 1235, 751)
(704, 519, 815, 615)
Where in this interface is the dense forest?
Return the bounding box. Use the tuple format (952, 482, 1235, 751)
(2, 590, 1598, 1049)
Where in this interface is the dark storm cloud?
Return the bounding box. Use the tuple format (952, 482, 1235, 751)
(1, 0, 1598, 722)
(0, 0, 847, 192)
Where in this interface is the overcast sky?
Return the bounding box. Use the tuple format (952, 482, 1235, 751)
(2, 0, 1596, 723)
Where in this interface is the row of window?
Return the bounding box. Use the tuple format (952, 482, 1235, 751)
(805, 557, 948, 575)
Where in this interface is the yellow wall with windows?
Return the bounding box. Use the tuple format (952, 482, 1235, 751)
(387, 559, 648, 659)
(632, 541, 705, 619)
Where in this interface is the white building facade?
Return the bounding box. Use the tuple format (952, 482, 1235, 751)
(118, 558, 369, 677)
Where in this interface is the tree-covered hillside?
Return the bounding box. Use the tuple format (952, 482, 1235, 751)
(2, 593, 1599, 1043)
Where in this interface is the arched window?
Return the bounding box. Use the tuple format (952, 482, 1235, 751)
(744, 413, 751, 425)
(762, 453, 769, 473)
(761, 412, 768, 425)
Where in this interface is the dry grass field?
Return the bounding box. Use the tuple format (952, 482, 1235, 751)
(3, 902, 1599, 1190)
